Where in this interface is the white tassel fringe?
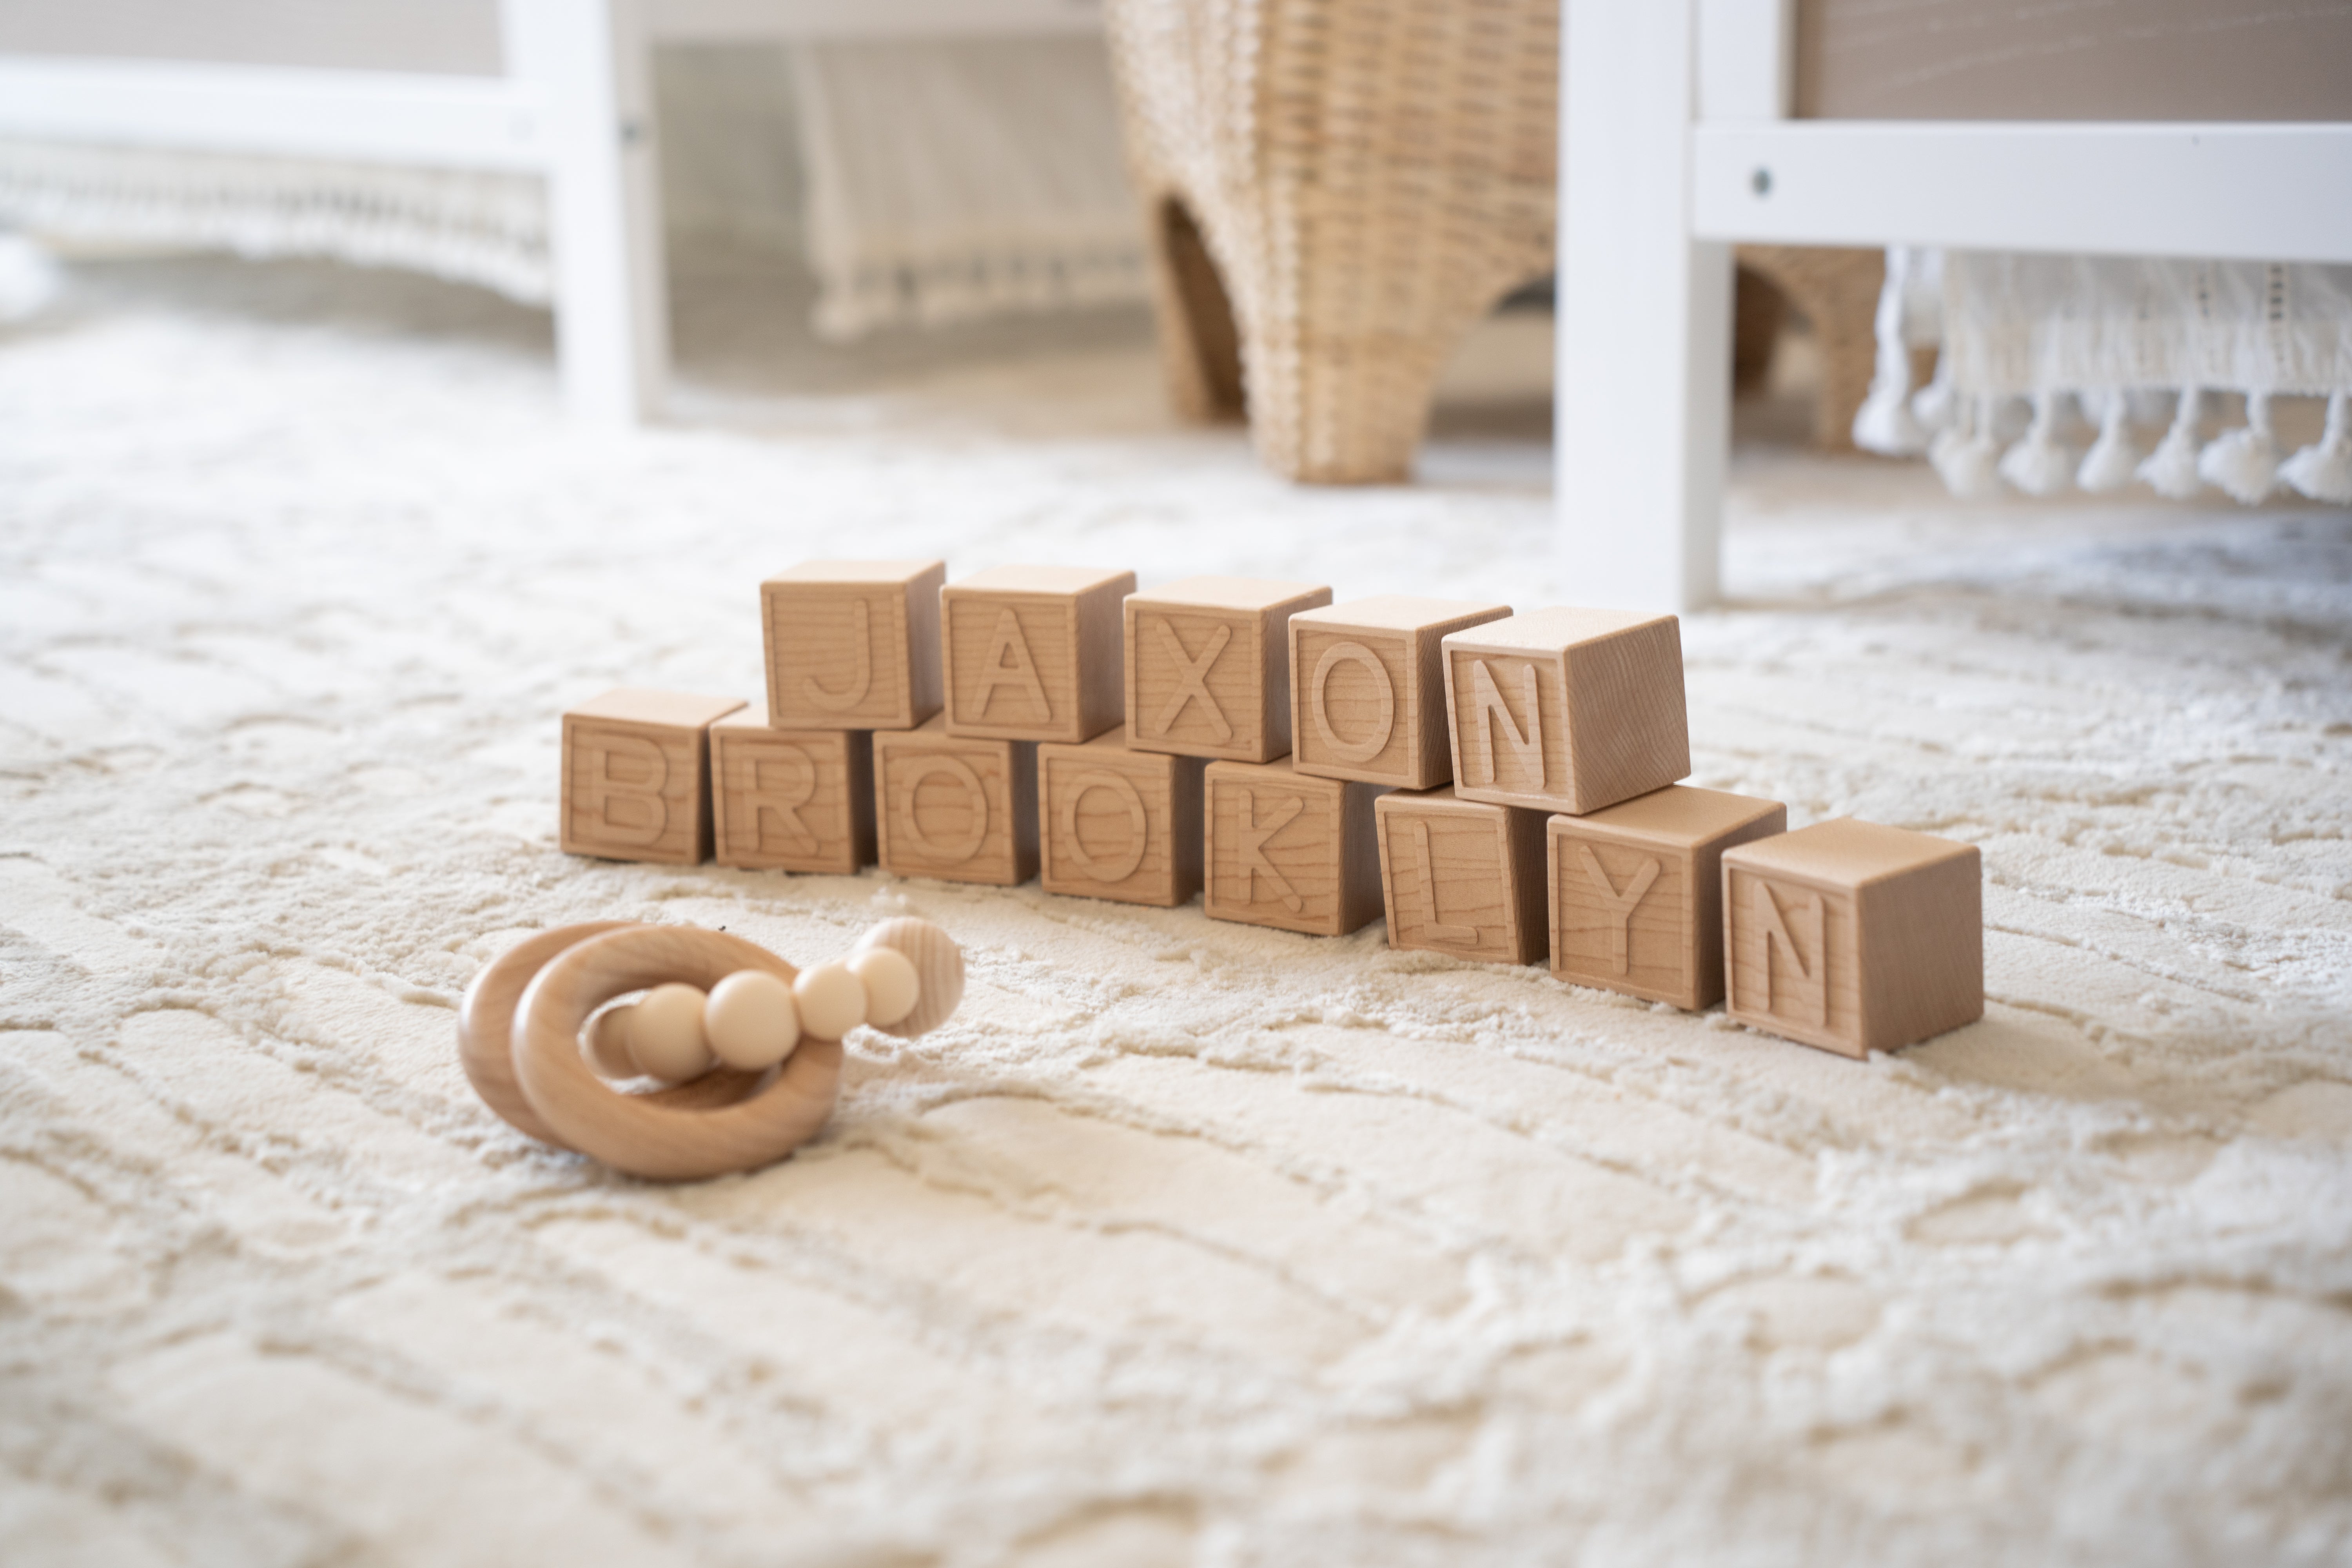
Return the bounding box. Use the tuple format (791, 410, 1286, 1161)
(1931, 396, 2004, 499)
(2279, 392, 2352, 505)
(2076, 391, 2141, 492)
(0, 232, 60, 323)
(1997, 391, 2073, 496)
(2137, 388, 2207, 499)
(2197, 391, 2281, 505)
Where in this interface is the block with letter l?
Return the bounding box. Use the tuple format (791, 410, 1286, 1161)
(561, 689, 746, 865)
(1375, 786, 1548, 964)
(708, 712, 874, 874)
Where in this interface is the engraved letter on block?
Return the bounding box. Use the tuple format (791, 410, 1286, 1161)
(1037, 731, 1204, 907)
(873, 718, 1039, 886)
(709, 711, 875, 874)
(941, 564, 1134, 744)
(1374, 786, 1547, 964)
(760, 559, 944, 731)
(561, 688, 746, 866)
(1202, 756, 1382, 936)
(1127, 576, 1332, 763)
(1289, 595, 1510, 789)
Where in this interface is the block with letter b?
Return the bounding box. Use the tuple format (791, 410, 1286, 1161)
(708, 712, 874, 874)
(941, 564, 1134, 744)
(1548, 786, 1786, 1009)
(561, 688, 746, 865)
(1442, 607, 1690, 816)
(760, 559, 945, 731)
(1290, 595, 1511, 789)
(1374, 786, 1547, 964)
(1203, 756, 1383, 936)
(872, 717, 1039, 886)
(1126, 576, 1332, 763)
(1721, 818, 1983, 1057)
(1036, 731, 1204, 907)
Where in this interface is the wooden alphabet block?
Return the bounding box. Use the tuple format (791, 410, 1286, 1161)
(760, 559, 944, 731)
(1548, 785, 1786, 1009)
(1126, 575, 1332, 763)
(1036, 731, 1205, 907)
(1441, 607, 1691, 815)
(1202, 755, 1383, 936)
(561, 689, 746, 864)
(1374, 786, 1548, 964)
(1290, 595, 1512, 789)
(1720, 817, 1983, 1057)
(708, 712, 875, 874)
(941, 564, 1134, 744)
(872, 717, 1039, 886)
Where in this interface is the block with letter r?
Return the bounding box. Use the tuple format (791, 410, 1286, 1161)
(708, 712, 874, 874)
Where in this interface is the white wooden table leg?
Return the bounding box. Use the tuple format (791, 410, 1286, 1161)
(1557, 0, 1730, 612)
(506, 0, 668, 425)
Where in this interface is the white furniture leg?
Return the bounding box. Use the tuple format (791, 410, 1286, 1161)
(1557, 0, 1730, 612)
(507, 0, 668, 425)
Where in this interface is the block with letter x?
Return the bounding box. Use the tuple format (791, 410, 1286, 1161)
(1720, 818, 1982, 1056)
(708, 711, 874, 874)
(1203, 756, 1383, 936)
(1126, 575, 1331, 763)
(561, 688, 746, 865)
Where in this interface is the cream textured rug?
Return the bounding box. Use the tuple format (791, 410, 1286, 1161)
(3, 254, 2350, 1568)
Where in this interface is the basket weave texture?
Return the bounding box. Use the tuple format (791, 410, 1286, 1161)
(1105, 0, 1560, 483)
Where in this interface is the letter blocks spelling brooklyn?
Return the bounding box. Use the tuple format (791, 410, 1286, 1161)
(557, 559, 1986, 1057)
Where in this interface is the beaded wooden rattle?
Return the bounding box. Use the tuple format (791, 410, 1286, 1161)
(457, 917, 962, 1180)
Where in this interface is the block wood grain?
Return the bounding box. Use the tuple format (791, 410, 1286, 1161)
(872, 717, 1039, 886)
(561, 688, 746, 865)
(1290, 595, 1513, 789)
(1548, 784, 1786, 1009)
(1202, 755, 1383, 936)
(761, 559, 944, 731)
(1374, 786, 1548, 964)
(1036, 731, 1205, 907)
(1720, 817, 1983, 1057)
(1125, 575, 1332, 763)
(708, 712, 875, 874)
(1441, 607, 1691, 816)
(941, 564, 1134, 744)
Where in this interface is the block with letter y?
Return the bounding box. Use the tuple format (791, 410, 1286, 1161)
(561, 688, 746, 865)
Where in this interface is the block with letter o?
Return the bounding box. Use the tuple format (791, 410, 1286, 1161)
(1290, 595, 1510, 789)
(1037, 731, 1204, 906)
(873, 718, 1038, 886)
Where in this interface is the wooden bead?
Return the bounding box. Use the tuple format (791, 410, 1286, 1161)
(458, 919, 639, 1147)
(851, 917, 964, 1038)
(704, 969, 801, 1070)
(627, 982, 713, 1082)
(585, 1004, 641, 1079)
(848, 946, 920, 1026)
(792, 961, 867, 1040)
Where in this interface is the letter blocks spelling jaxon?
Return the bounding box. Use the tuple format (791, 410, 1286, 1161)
(557, 558, 1987, 1061)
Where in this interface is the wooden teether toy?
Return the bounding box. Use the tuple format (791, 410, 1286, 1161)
(457, 916, 963, 1180)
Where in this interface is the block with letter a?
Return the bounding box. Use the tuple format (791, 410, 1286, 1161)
(1374, 786, 1548, 964)
(561, 688, 746, 865)
(760, 559, 944, 731)
(1547, 785, 1785, 1009)
(1721, 818, 1983, 1056)
(872, 717, 1039, 886)
(1202, 755, 1383, 936)
(1441, 607, 1691, 815)
(708, 712, 874, 874)
(1036, 731, 1205, 907)
(1125, 575, 1331, 763)
(1289, 595, 1511, 789)
(941, 564, 1134, 744)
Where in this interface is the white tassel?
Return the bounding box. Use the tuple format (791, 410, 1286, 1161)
(1910, 353, 1956, 434)
(1998, 390, 2074, 496)
(1853, 248, 1928, 455)
(2279, 391, 2352, 505)
(2137, 387, 2205, 499)
(2076, 390, 2141, 492)
(2197, 391, 2281, 505)
(1931, 395, 2004, 499)
(0, 233, 60, 324)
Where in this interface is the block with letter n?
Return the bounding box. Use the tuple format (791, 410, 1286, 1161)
(1202, 756, 1383, 936)
(1548, 785, 1785, 1009)
(760, 559, 944, 731)
(708, 712, 874, 874)
(1126, 575, 1331, 763)
(941, 564, 1134, 744)
(1374, 786, 1548, 964)
(872, 717, 1039, 886)
(1721, 818, 1983, 1057)
(1036, 731, 1204, 907)
(1441, 607, 1691, 816)
(1289, 594, 1511, 789)
(561, 688, 746, 865)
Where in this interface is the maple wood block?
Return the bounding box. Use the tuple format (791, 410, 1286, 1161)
(561, 689, 744, 865)
(872, 717, 1039, 886)
(1036, 731, 1205, 907)
(1441, 607, 1691, 815)
(1126, 575, 1332, 763)
(760, 559, 945, 731)
(1202, 755, 1383, 936)
(1374, 786, 1548, 964)
(1720, 817, 1983, 1057)
(1290, 594, 1513, 790)
(1548, 785, 1786, 1009)
(940, 564, 1135, 744)
(708, 712, 875, 874)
